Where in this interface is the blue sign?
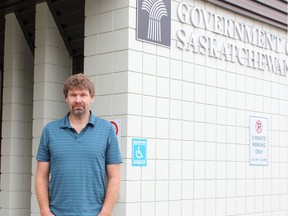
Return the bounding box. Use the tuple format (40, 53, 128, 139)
(132, 138, 147, 166)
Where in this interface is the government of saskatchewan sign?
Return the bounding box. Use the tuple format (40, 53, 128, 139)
(137, 0, 171, 47)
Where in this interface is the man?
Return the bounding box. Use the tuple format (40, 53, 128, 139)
(35, 73, 122, 216)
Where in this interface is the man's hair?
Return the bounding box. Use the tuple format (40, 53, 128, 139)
(63, 73, 95, 98)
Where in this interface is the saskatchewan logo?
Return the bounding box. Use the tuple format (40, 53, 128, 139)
(137, 0, 171, 47)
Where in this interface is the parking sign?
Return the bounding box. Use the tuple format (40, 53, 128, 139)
(132, 138, 147, 166)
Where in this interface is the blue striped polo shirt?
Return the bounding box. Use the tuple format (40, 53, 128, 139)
(36, 112, 122, 216)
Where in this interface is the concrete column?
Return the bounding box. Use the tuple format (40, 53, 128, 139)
(0, 13, 34, 216)
(30, 2, 72, 216)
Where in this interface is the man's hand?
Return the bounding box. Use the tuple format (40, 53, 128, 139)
(98, 211, 111, 216)
(40, 208, 55, 216)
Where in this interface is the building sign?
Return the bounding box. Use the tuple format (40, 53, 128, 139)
(137, 0, 171, 47)
(175, 3, 288, 76)
(249, 116, 268, 165)
(132, 138, 147, 166)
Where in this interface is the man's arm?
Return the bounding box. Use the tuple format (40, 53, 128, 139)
(35, 161, 54, 216)
(98, 163, 121, 216)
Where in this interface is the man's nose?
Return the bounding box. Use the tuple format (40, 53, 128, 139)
(75, 95, 81, 102)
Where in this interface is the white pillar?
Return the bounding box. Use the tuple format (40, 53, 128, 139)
(30, 2, 72, 215)
(0, 13, 34, 216)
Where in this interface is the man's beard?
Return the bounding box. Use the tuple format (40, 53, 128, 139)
(72, 107, 86, 116)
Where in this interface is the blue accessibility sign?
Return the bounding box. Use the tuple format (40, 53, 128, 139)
(132, 138, 147, 166)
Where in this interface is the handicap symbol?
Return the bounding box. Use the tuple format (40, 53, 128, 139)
(132, 139, 147, 166)
(136, 146, 143, 159)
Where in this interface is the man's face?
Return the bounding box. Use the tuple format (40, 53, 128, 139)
(66, 88, 94, 117)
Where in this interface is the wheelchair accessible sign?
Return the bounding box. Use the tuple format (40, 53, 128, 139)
(132, 138, 147, 166)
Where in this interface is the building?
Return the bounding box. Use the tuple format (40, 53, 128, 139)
(0, 0, 287, 215)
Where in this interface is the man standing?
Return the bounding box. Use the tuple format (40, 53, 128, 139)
(35, 73, 122, 216)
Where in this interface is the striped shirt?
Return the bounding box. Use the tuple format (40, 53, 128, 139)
(36, 112, 122, 216)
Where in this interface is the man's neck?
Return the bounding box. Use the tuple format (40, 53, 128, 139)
(68, 111, 91, 133)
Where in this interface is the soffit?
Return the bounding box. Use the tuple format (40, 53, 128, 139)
(0, 0, 84, 70)
(206, 0, 288, 30)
